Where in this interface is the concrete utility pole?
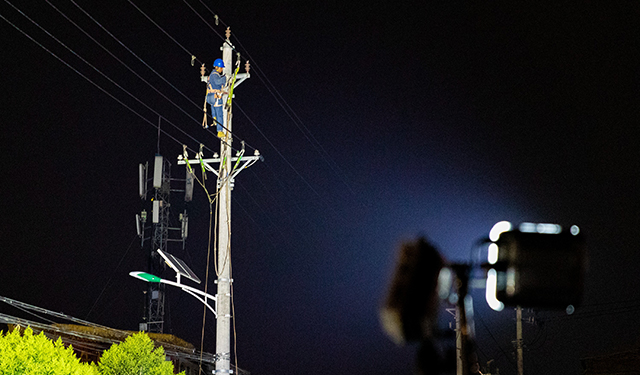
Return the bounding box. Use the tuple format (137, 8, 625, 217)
(179, 28, 257, 375)
(216, 30, 234, 375)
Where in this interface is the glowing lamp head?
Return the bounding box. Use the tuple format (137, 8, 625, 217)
(129, 271, 162, 283)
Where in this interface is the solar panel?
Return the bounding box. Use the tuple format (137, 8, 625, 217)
(158, 249, 201, 284)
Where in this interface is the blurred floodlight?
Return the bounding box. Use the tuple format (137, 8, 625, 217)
(437, 267, 453, 300)
(485, 269, 504, 311)
(489, 221, 512, 242)
(536, 223, 562, 234)
(488, 243, 499, 265)
(570, 225, 580, 235)
(489, 223, 586, 308)
(518, 222, 537, 233)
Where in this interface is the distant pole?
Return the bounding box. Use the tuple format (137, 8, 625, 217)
(516, 306, 524, 375)
(456, 306, 462, 375)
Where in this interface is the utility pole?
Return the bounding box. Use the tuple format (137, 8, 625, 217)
(456, 306, 463, 375)
(515, 306, 524, 375)
(216, 30, 234, 375)
(178, 28, 258, 375)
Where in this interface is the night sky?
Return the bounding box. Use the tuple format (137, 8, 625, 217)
(1, 1, 640, 375)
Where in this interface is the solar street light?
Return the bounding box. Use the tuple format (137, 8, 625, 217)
(130, 250, 215, 316)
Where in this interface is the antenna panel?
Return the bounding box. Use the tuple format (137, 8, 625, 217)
(139, 163, 147, 198)
(185, 171, 194, 202)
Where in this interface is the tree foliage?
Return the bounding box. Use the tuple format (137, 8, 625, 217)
(97, 332, 184, 375)
(0, 327, 184, 375)
(0, 326, 98, 375)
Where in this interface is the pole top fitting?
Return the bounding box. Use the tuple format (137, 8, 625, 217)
(225, 27, 231, 40)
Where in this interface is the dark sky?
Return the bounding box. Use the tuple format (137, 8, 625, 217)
(1, 1, 640, 375)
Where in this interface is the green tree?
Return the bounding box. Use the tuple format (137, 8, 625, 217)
(0, 326, 98, 375)
(97, 332, 184, 375)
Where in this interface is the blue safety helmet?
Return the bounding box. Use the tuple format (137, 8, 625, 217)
(213, 58, 225, 68)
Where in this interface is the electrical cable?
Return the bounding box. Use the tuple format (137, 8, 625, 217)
(126, 0, 204, 66)
(0, 8, 195, 154)
(117, 0, 258, 153)
(181, 0, 227, 43)
(85, 233, 139, 321)
(47, 0, 205, 130)
(474, 310, 517, 369)
(66, 0, 228, 150)
(224, 31, 357, 197)
(6, 304, 57, 325)
(234, 103, 324, 199)
(70, 0, 238, 151)
(2, 0, 205, 155)
(186, 1, 358, 199)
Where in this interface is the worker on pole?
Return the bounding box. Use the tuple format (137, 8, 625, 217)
(206, 58, 228, 138)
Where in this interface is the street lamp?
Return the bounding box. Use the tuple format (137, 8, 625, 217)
(130, 250, 217, 317)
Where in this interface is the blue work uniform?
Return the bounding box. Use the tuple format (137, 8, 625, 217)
(206, 71, 227, 132)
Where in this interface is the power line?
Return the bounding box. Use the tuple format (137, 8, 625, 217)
(181, 0, 227, 44)
(235, 103, 324, 199)
(85, 234, 139, 321)
(0, 7, 193, 153)
(187, 1, 358, 197)
(46, 0, 204, 128)
(115, 0, 349, 201)
(126, 0, 204, 66)
(475, 310, 518, 370)
(2, 0, 207, 153)
(114, 0, 259, 152)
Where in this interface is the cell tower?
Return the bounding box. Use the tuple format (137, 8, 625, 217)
(136, 154, 191, 333)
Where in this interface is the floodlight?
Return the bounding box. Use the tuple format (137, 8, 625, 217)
(486, 222, 586, 309)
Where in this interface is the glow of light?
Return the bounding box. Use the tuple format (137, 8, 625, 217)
(536, 223, 562, 234)
(437, 267, 453, 300)
(489, 221, 512, 242)
(506, 267, 516, 296)
(566, 304, 575, 315)
(519, 222, 537, 233)
(488, 243, 499, 265)
(485, 269, 504, 311)
(570, 225, 580, 235)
